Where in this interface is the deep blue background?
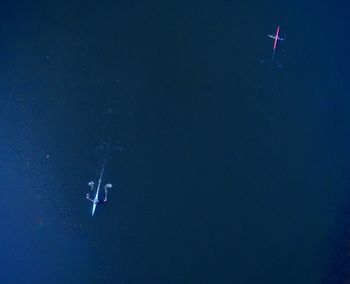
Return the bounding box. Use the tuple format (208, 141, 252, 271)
(1, 0, 350, 283)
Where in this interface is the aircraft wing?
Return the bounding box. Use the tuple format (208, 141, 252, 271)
(86, 194, 94, 202)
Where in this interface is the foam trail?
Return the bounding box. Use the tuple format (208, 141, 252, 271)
(96, 143, 109, 194)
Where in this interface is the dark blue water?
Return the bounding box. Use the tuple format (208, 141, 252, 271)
(1, 1, 350, 283)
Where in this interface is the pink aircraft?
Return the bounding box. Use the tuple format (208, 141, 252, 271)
(268, 26, 285, 51)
